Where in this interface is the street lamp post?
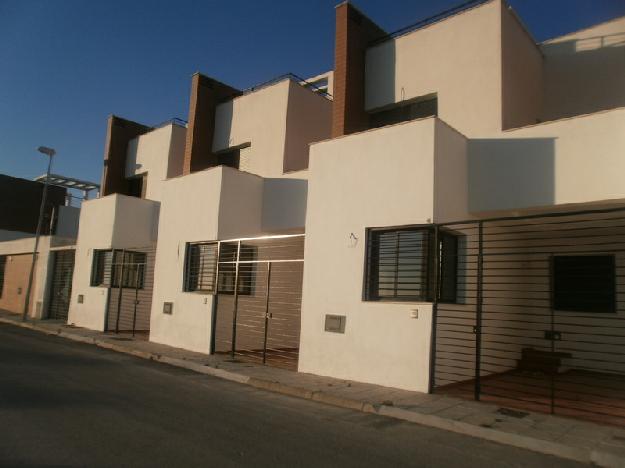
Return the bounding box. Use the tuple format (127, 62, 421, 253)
(22, 146, 56, 322)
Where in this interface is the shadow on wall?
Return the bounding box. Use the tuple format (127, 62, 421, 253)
(213, 99, 235, 151)
(542, 32, 625, 121)
(468, 138, 555, 213)
(365, 38, 396, 111)
(262, 178, 307, 233)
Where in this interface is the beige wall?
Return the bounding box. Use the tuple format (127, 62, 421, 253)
(283, 81, 332, 172)
(500, 3, 543, 129)
(0, 236, 58, 319)
(365, 0, 502, 136)
(0, 252, 35, 315)
(125, 123, 187, 202)
(468, 108, 625, 214)
(541, 16, 625, 121)
(213, 81, 290, 177)
(68, 194, 159, 331)
(300, 118, 441, 391)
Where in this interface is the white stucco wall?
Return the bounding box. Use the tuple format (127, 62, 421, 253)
(365, 0, 502, 136)
(213, 80, 290, 178)
(299, 118, 441, 392)
(149, 167, 265, 353)
(68, 194, 159, 331)
(283, 81, 332, 172)
(214, 79, 332, 177)
(500, 3, 543, 130)
(541, 16, 625, 121)
(469, 107, 625, 214)
(125, 123, 187, 202)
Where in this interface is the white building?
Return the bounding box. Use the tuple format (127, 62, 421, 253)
(65, 0, 625, 425)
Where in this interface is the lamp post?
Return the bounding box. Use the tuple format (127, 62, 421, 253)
(22, 146, 55, 322)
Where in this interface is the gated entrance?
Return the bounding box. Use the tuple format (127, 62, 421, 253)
(104, 248, 154, 336)
(213, 235, 304, 370)
(47, 249, 75, 320)
(432, 208, 625, 427)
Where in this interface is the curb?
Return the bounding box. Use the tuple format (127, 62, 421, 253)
(2, 317, 624, 467)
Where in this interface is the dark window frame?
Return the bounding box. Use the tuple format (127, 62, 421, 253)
(552, 254, 616, 314)
(0, 255, 6, 298)
(184, 242, 218, 293)
(363, 226, 459, 304)
(90, 249, 146, 289)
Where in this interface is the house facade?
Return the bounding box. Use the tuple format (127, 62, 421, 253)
(60, 0, 625, 425)
(0, 174, 91, 319)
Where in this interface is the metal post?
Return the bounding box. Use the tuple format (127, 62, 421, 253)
(22, 152, 53, 321)
(230, 241, 242, 359)
(115, 250, 125, 334)
(428, 225, 440, 393)
(474, 221, 484, 401)
(131, 263, 142, 338)
(262, 262, 272, 364)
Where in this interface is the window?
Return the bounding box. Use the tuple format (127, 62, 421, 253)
(127, 176, 144, 198)
(552, 255, 615, 313)
(184, 242, 218, 293)
(91, 250, 146, 289)
(364, 227, 458, 303)
(216, 242, 256, 295)
(91, 250, 113, 287)
(0, 256, 6, 298)
(369, 96, 438, 129)
(116, 251, 147, 289)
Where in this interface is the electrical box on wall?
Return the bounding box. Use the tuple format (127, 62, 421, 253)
(324, 314, 346, 333)
(163, 302, 173, 315)
(77, 294, 84, 304)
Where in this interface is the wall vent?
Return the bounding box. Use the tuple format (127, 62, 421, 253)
(324, 314, 346, 333)
(163, 302, 173, 315)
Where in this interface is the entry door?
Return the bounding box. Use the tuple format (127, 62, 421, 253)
(47, 250, 75, 320)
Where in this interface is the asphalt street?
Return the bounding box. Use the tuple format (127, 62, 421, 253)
(0, 323, 584, 467)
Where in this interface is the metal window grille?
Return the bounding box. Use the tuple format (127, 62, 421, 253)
(91, 250, 113, 287)
(91, 249, 146, 289)
(365, 227, 458, 302)
(184, 242, 218, 293)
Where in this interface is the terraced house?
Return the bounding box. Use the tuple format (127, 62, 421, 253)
(51, 0, 625, 427)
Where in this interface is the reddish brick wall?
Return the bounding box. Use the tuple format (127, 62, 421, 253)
(100, 115, 151, 196)
(0, 253, 36, 315)
(182, 74, 241, 175)
(332, 2, 386, 138)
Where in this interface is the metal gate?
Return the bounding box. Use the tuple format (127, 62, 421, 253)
(105, 248, 154, 336)
(47, 249, 75, 320)
(213, 235, 304, 370)
(432, 208, 625, 427)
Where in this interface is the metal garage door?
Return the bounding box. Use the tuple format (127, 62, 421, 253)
(47, 249, 75, 320)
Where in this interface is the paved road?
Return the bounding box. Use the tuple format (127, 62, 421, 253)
(0, 324, 583, 467)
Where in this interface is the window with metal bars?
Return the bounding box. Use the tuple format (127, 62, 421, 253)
(364, 227, 458, 302)
(184, 242, 218, 293)
(216, 242, 256, 295)
(0, 256, 6, 298)
(91, 250, 146, 289)
(552, 255, 616, 313)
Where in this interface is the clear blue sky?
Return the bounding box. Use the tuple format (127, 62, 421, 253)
(1, 0, 624, 185)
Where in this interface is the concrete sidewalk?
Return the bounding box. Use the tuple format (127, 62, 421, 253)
(2, 312, 625, 467)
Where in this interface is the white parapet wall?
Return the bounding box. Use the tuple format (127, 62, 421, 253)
(300, 117, 455, 392)
(68, 194, 159, 331)
(469, 107, 625, 214)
